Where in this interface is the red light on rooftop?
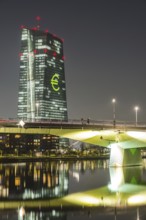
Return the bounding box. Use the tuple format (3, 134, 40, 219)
(32, 27, 37, 31)
(44, 49, 48, 53)
(62, 56, 65, 60)
(36, 16, 41, 21)
(52, 34, 57, 38)
(53, 52, 57, 57)
(45, 29, 49, 33)
(20, 25, 25, 29)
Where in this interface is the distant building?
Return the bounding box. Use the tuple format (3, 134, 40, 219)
(17, 26, 68, 149)
(17, 27, 68, 122)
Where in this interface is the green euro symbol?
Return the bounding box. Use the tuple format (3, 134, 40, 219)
(51, 73, 60, 91)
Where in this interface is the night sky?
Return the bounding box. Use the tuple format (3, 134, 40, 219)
(1, 0, 146, 122)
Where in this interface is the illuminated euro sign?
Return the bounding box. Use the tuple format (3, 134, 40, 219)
(51, 73, 60, 91)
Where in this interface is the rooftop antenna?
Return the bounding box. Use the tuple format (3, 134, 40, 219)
(36, 16, 41, 30)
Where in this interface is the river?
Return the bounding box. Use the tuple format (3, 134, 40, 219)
(0, 159, 146, 219)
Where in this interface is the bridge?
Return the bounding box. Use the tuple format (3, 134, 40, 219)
(1, 119, 146, 166)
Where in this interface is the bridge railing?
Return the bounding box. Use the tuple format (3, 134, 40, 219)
(0, 118, 146, 129)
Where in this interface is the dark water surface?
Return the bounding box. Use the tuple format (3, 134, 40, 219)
(0, 159, 146, 219)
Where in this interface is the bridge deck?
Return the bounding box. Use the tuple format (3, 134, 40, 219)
(0, 120, 145, 149)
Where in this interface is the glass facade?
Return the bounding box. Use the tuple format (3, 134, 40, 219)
(18, 28, 68, 121)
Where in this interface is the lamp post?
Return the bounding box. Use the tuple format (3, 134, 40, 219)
(134, 106, 139, 126)
(112, 98, 116, 128)
(18, 120, 25, 128)
(36, 103, 39, 120)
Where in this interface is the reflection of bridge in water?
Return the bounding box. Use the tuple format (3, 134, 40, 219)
(1, 119, 146, 166)
(0, 162, 145, 210)
(62, 166, 146, 208)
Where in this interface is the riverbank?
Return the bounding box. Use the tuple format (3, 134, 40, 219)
(0, 154, 110, 163)
(0, 154, 145, 163)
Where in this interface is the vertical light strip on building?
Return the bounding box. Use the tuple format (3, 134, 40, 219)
(27, 30, 35, 120)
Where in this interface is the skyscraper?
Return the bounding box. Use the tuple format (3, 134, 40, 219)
(17, 27, 68, 122)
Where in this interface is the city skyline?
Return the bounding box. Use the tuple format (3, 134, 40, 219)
(1, 0, 146, 122)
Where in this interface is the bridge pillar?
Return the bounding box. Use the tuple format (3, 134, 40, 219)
(109, 144, 142, 167)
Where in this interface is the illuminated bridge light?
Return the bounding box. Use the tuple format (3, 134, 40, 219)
(66, 130, 100, 140)
(128, 194, 146, 206)
(63, 193, 100, 206)
(127, 131, 146, 141)
(79, 196, 100, 205)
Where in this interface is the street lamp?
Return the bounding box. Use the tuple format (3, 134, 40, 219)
(134, 106, 139, 126)
(112, 98, 116, 127)
(18, 120, 25, 128)
(36, 103, 39, 120)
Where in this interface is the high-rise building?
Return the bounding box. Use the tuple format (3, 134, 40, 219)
(17, 27, 68, 122)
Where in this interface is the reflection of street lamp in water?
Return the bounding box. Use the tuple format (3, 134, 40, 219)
(114, 207, 117, 220)
(18, 206, 25, 219)
(112, 98, 116, 127)
(137, 207, 140, 220)
(134, 106, 139, 126)
(36, 103, 39, 120)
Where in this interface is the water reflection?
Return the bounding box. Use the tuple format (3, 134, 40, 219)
(0, 161, 70, 199)
(0, 160, 109, 200)
(0, 160, 108, 219)
(65, 166, 146, 208)
(0, 160, 146, 219)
